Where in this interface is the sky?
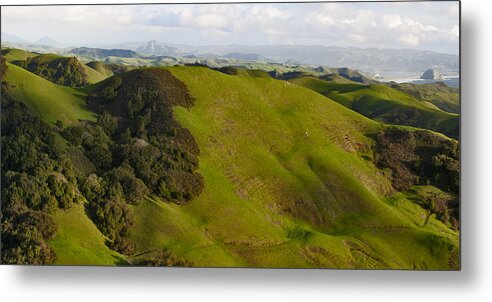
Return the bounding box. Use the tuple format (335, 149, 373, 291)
(1, 1, 460, 54)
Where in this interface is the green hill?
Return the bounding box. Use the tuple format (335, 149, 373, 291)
(389, 82, 460, 114)
(4, 62, 95, 124)
(1, 61, 459, 269)
(120, 66, 458, 269)
(10, 53, 108, 86)
(49, 203, 127, 265)
(290, 76, 459, 138)
(86, 61, 114, 78)
(1, 48, 38, 62)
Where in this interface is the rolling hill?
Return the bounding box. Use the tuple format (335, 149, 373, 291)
(290, 76, 459, 138)
(4, 62, 95, 124)
(4, 49, 110, 86)
(122, 66, 458, 268)
(1, 47, 38, 62)
(389, 82, 460, 114)
(1, 57, 459, 269)
(86, 61, 114, 78)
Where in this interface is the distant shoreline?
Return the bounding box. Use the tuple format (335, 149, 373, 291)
(385, 76, 460, 88)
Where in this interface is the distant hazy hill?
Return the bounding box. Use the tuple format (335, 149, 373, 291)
(36, 36, 62, 47)
(133, 41, 458, 73)
(223, 52, 270, 61)
(136, 40, 180, 56)
(70, 47, 141, 59)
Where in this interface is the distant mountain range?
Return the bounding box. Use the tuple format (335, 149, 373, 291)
(1, 33, 459, 74)
(124, 40, 458, 73)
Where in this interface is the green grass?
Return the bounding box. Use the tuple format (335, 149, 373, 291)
(4, 62, 96, 125)
(1, 48, 38, 62)
(30, 54, 109, 84)
(86, 61, 114, 78)
(49, 203, 127, 265)
(290, 76, 458, 138)
(125, 66, 460, 269)
(389, 82, 460, 114)
(82, 64, 108, 83)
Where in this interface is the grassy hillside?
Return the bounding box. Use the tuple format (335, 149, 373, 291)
(82, 64, 107, 83)
(9, 52, 108, 86)
(49, 203, 127, 265)
(4, 62, 95, 124)
(86, 61, 114, 78)
(118, 66, 458, 269)
(389, 82, 460, 114)
(290, 76, 459, 138)
(1, 48, 38, 62)
(1, 59, 458, 268)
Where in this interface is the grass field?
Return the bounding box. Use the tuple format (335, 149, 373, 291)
(4, 62, 96, 124)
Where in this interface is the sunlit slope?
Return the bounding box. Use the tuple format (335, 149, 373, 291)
(86, 61, 114, 78)
(125, 66, 458, 269)
(4, 62, 95, 124)
(49, 203, 127, 265)
(290, 76, 459, 138)
(29, 54, 108, 84)
(389, 82, 460, 114)
(1, 48, 37, 62)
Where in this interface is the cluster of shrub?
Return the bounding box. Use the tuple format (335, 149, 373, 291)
(370, 105, 459, 139)
(374, 128, 459, 228)
(1, 58, 83, 264)
(63, 67, 203, 255)
(15, 56, 88, 87)
(137, 249, 193, 267)
(1, 61, 204, 263)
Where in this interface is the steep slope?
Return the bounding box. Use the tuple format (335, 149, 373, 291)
(290, 76, 459, 138)
(49, 203, 127, 265)
(4, 62, 95, 124)
(120, 66, 458, 269)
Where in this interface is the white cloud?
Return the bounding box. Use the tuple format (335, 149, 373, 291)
(398, 34, 419, 47)
(383, 15, 402, 28)
(1, 2, 459, 53)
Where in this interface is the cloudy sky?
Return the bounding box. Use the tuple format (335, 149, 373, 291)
(1, 1, 460, 54)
